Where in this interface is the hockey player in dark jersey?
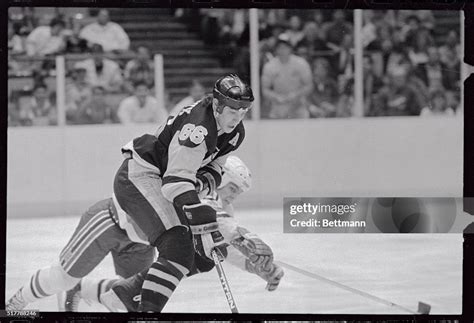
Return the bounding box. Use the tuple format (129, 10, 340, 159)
(111, 74, 255, 312)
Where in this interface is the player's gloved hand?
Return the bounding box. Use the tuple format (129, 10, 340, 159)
(183, 203, 227, 261)
(245, 261, 284, 291)
(230, 227, 273, 271)
(195, 169, 217, 196)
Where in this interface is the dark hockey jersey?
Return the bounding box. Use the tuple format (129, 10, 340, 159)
(121, 95, 245, 205)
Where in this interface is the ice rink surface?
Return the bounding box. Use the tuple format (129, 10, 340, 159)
(6, 208, 469, 314)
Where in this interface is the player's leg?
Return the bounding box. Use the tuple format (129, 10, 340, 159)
(58, 199, 154, 311)
(108, 158, 195, 312)
(112, 240, 157, 279)
(99, 252, 217, 312)
(7, 199, 118, 310)
(58, 198, 133, 312)
(100, 228, 194, 313)
(100, 268, 148, 312)
(77, 242, 156, 311)
(6, 264, 80, 311)
(138, 225, 194, 312)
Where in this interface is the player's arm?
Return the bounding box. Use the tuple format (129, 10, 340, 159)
(195, 155, 227, 196)
(162, 124, 226, 260)
(218, 215, 284, 291)
(195, 124, 245, 196)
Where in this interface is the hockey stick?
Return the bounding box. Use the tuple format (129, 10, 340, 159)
(276, 261, 431, 315)
(211, 249, 239, 313)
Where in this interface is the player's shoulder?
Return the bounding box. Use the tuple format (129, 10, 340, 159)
(176, 96, 218, 148)
(174, 96, 213, 124)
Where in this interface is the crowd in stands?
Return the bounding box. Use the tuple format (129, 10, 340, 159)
(8, 8, 462, 126)
(257, 10, 356, 118)
(193, 9, 357, 118)
(195, 9, 461, 119)
(9, 8, 130, 57)
(8, 8, 173, 126)
(362, 10, 461, 117)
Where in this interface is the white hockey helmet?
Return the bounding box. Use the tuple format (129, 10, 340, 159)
(220, 156, 252, 192)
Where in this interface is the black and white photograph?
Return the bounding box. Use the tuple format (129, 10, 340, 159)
(5, 5, 472, 316)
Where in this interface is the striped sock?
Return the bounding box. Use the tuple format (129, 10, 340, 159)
(20, 265, 80, 304)
(21, 269, 51, 303)
(139, 258, 188, 312)
(81, 278, 117, 304)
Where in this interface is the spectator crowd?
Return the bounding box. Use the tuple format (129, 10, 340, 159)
(8, 8, 462, 126)
(362, 10, 461, 117)
(193, 9, 461, 118)
(8, 8, 171, 126)
(258, 10, 461, 118)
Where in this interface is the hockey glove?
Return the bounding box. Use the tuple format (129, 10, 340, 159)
(195, 169, 218, 196)
(245, 261, 284, 292)
(183, 203, 227, 261)
(230, 227, 273, 271)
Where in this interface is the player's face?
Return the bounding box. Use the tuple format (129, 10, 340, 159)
(218, 182, 243, 206)
(216, 106, 248, 133)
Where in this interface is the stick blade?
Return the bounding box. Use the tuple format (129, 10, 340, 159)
(417, 301, 431, 314)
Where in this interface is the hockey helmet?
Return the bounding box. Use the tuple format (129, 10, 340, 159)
(213, 74, 254, 110)
(220, 156, 252, 192)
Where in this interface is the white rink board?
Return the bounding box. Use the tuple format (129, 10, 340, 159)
(6, 208, 463, 314)
(7, 116, 462, 217)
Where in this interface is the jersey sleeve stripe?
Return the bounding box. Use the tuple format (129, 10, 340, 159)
(162, 175, 196, 187)
(161, 181, 196, 203)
